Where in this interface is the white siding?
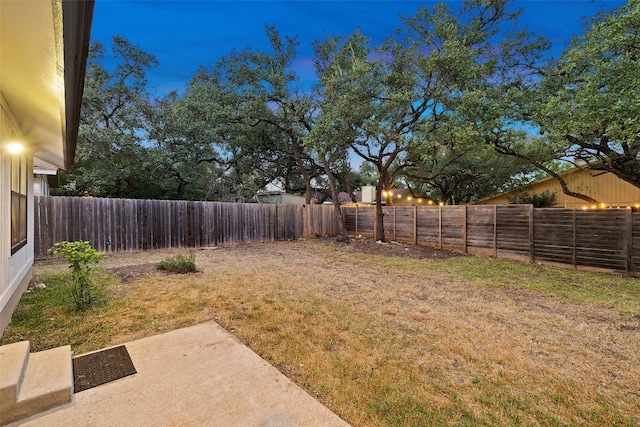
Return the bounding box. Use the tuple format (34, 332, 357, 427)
(0, 94, 34, 326)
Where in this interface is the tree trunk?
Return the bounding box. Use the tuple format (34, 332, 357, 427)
(343, 176, 357, 203)
(322, 157, 349, 240)
(385, 185, 394, 206)
(289, 131, 313, 204)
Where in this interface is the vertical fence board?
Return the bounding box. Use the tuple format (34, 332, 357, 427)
(413, 206, 417, 245)
(462, 206, 467, 254)
(626, 209, 633, 275)
(632, 212, 640, 272)
(493, 205, 497, 258)
(573, 208, 577, 270)
(438, 207, 443, 250)
(528, 204, 534, 264)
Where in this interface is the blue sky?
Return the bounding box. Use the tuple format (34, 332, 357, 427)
(91, 0, 626, 96)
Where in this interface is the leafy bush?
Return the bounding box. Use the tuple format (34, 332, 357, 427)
(155, 252, 197, 273)
(508, 190, 557, 208)
(48, 241, 105, 310)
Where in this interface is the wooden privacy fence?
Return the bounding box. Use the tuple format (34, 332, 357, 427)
(34, 196, 339, 259)
(343, 204, 640, 276)
(35, 196, 640, 275)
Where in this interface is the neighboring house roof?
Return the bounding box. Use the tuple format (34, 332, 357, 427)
(472, 166, 640, 208)
(33, 158, 59, 176)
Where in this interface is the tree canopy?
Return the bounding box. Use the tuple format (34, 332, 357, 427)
(62, 0, 639, 236)
(534, 1, 640, 189)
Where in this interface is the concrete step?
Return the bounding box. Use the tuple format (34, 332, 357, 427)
(0, 341, 30, 405)
(0, 344, 73, 426)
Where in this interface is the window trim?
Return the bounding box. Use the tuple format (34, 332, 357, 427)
(10, 153, 27, 255)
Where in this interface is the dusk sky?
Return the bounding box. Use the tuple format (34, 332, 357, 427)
(91, 1, 626, 96)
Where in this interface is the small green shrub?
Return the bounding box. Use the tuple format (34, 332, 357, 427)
(48, 241, 105, 310)
(155, 252, 197, 273)
(508, 190, 557, 208)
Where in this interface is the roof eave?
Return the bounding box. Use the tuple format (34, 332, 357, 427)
(62, 0, 95, 170)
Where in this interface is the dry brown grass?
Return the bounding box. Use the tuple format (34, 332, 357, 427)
(5, 239, 640, 426)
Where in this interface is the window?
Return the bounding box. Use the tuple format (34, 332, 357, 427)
(11, 153, 27, 254)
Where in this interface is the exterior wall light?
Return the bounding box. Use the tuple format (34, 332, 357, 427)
(6, 142, 24, 154)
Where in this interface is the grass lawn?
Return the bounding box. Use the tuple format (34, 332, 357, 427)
(2, 238, 639, 426)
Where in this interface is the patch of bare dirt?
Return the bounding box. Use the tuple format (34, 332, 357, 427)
(109, 263, 168, 284)
(316, 236, 464, 259)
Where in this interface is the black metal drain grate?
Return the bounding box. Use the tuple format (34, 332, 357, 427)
(73, 345, 136, 392)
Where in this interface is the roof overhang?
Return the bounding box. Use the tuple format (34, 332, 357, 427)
(34, 157, 59, 176)
(0, 0, 93, 170)
(62, 0, 94, 170)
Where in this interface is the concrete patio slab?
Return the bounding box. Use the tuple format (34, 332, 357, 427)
(17, 322, 350, 426)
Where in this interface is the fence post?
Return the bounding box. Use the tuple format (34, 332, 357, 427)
(529, 204, 534, 264)
(573, 208, 577, 270)
(626, 208, 633, 275)
(394, 206, 397, 241)
(439, 205, 443, 250)
(355, 205, 358, 236)
(413, 206, 417, 245)
(462, 205, 467, 254)
(374, 206, 378, 241)
(275, 204, 279, 241)
(493, 205, 497, 258)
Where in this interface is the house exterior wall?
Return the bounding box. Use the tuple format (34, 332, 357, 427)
(0, 96, 35, 334)
(361, 186, 376, 203)
(0, 0, 93, 337)
(257, 192, 306, 205)
(280, 193, 306, 205)
(475, 169, 640, 208)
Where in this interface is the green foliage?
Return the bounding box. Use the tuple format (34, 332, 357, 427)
(533, 1, 640, 189)
(72, 37, 164, 199)
(312, 0, 548, 234)
(0, 271, 116, 352)
(405, 141, 539, 205)
(183, 26, 323, 202)
(68, 4, 639, 211)
(508, 190, 557, 208)
(48, 241, 105, 310)
(155, 252, 197, 273)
